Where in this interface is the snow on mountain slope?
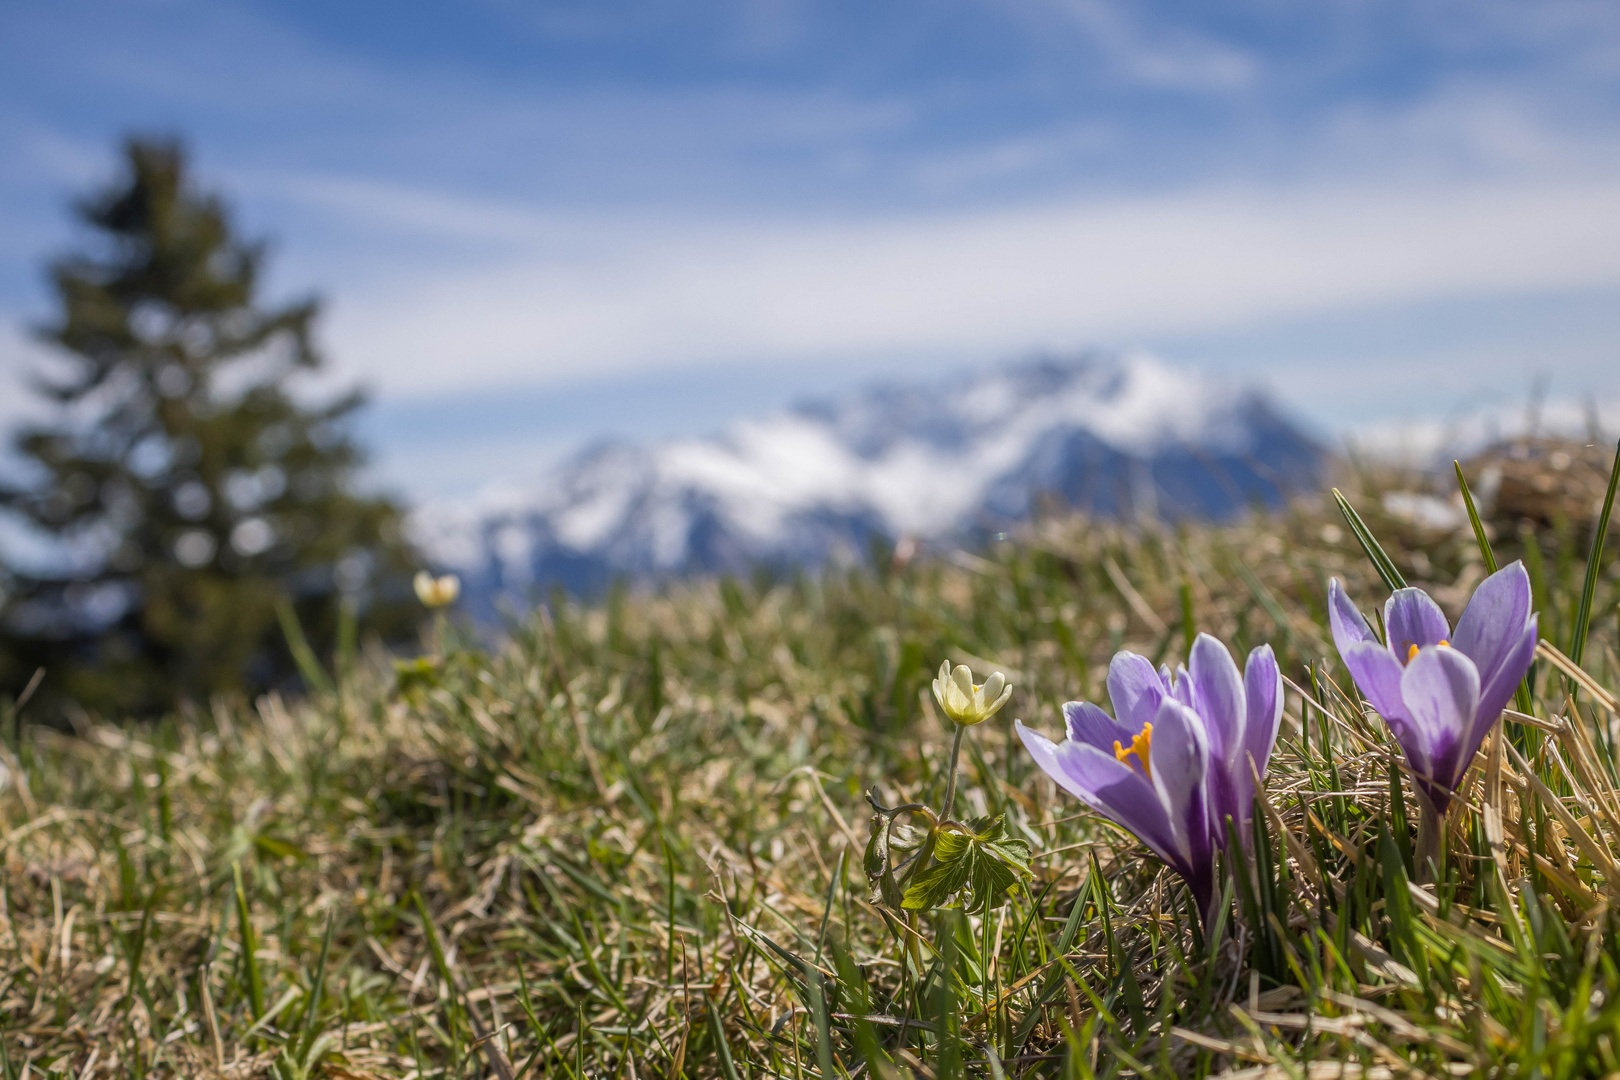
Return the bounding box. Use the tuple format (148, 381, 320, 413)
(412, 352, 1325, 606)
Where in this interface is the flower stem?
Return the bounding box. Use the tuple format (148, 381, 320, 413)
(940, 724, 967, 820)
(1415, 798, 1443, 885)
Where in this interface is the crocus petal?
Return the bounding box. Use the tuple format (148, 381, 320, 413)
(1063, 700, 1136, 754)
(1189, 633, 1245, 831)
(1450, 561, 1533, 690)
(1147, 698, 1211, 867)
(1400, 645, 1481, 812)
(1108, 652, 1166, 734)
(1328, 578, 1378, 654)
(1169, 665, 1196, 709)
(1190, 633, 1245, 762)
(1469, 614, 1537, 756)
(1015, 721, 1181, 867)
(1340, 640, 1412, 726)
(1384, 588, 1452, 661)
(1241, 644, 1283, 793)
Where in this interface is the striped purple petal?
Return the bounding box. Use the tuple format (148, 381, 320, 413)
(1107, 652, 1166, 736)
(1399, 645, 1481, 814)
(1189, 633, 1245, 835)
(1240, 644, 1283, 805)
(1384, 587, 1452, 661)
(1328, 578, 1378, 651)
(1063, 700, 1137, 756)
(1016, 720, 1182, 869)
(1340, 639, 1412, 729)
(1330, 568, 1538, 820)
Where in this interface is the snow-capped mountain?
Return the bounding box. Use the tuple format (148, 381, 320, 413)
(414, 353, 1324, 606)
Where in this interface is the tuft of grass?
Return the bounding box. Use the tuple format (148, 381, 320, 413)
(0, 459, 1617, 1078)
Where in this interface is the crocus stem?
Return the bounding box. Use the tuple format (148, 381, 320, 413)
(1201, 879, 1224, 945)
(1415, 798, 1443, 885)
(940, 724, 967, 820)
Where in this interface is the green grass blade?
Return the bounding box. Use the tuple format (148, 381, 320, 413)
(832, 942, 893, 1075)
(232, 862, 265, 1023)
(274, 596, 334, 695)
(1015, 876, 1092, 1048)
(934, 913, 962, 1080)
(1453, 460, 1499, 574)
(335, 594, 358, 683)
(124, 904, 153, 1004)
(706, 991, 744, 1080)
(813, 848, 845, 970)
(411, 890, 465, 1059)
(1569, 438, 1620, 667)
(1377, 824, 1428, 988)
(1455, 460, 1535, 716)
(1179, 579, 1196, 657)
(1331, 488, 1406, 591)
(1225, 817, 1264, 972)
(808, 968, 838, 1080)
(515, 967, 577, 1080)
(294, 911, 337, 1067)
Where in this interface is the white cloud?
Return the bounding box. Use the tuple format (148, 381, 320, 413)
(1006, 0, 1256, 90)
(312, 175, 1620, 399)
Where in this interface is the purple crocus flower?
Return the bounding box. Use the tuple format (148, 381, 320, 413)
(1328, 561, 1538, 817)
(1016, 635, 1282, 923)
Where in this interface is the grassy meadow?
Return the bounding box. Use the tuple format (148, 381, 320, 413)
(2, 442, 1620, 1079)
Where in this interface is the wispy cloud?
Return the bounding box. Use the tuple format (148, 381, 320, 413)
(1013, 0, 1256, 90)
(7, 0, 1620, 498)
(298, 175, 1620, 398)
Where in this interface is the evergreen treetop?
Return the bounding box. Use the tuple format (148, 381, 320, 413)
(1, 137, 419, 714)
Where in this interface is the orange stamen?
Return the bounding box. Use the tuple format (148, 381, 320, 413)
(1114, 722, 1153, 779)
(1406, 639, 1451, 663)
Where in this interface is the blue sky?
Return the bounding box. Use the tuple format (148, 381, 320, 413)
(3, 0, 1620, 497)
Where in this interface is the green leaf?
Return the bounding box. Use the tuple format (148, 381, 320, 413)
(393, 656, 443, 696)
(252, 833, 308, 861)
(902, 847, 972, 911)
(901, 814, 1031, 912)
(863, 813, 888, 887)
(863, 813, 904, 909)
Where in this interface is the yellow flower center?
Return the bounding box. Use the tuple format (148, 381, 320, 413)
(1114, 722, 1153, 779)
(1406, 639, 1450, 662)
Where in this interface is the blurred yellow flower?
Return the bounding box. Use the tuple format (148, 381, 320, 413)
(931, 661, 1012, 726)
(413, 571, 461, 609)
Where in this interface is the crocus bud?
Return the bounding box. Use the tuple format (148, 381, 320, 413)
(931, 661, 1013, 726)
(414, 571, 461, 609)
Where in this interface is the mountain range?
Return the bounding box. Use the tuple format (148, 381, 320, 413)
(413, 353, 1326, 609)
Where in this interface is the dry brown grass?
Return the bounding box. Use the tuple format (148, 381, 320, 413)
(1, 450, 1617, 1077)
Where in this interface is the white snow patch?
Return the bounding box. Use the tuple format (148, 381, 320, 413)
(410, 352, 1309, 579)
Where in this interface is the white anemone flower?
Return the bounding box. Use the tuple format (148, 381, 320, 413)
(931, 661, 1013, 726)
(413, 571, 461, 609)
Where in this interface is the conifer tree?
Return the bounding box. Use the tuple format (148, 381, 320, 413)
(0, 137, 417, 714)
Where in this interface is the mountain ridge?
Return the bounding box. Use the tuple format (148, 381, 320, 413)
(413, 352, 1325, 608)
